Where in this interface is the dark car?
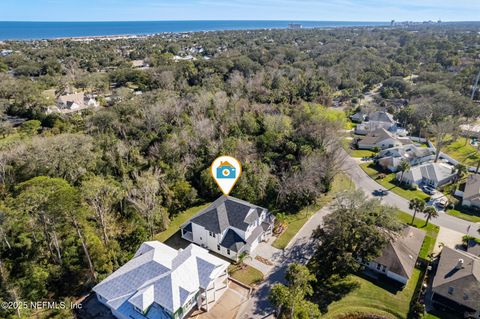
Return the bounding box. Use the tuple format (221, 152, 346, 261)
(373, 189, 389, 196)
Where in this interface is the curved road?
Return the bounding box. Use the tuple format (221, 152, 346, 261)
(343, 153, 480, 236)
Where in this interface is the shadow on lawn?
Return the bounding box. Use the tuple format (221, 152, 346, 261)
(312, 276, 361, 313)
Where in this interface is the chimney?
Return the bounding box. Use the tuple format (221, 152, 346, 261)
(456, 258, 464, 269)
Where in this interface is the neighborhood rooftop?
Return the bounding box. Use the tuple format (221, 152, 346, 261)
(374, 226, 426, 280)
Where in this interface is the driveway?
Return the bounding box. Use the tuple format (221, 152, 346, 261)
(192, 281, 250, 319)
(237, 205, 333, 319)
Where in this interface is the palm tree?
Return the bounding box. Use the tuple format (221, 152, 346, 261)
(423, 206, 439, 226)
(454, 163, 467, 181)
(398, 160, 411, 184)
(409, 198, 426, 225)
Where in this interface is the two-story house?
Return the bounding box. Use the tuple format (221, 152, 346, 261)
(180, 196, 275, 261)
(93, 241, 230, 319)
(376, 144, 435, 172)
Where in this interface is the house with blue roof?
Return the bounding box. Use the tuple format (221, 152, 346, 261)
(93, 241, 230, 319)
(180, 196, 275, 261)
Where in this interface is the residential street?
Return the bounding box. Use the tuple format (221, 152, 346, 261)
(342, 152, 480, 236)
(236, 150, 480, 319)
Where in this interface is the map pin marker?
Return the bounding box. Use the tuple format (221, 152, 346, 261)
(211, 156, 242, 196)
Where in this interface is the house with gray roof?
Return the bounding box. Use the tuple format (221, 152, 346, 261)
(180, 196, 275, 261)
(363, 226, 426, 284)
(376, 144, 435, 172)
(93, 241, 229, 319)
(356, 128, 412, 150)
(431, 247, 480, 318)
(397, 162, 456, 189)
(461, 174, 480, 208)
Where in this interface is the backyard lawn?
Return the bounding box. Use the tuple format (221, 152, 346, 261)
(322, 269, 421, 319)
(342, 138, 377, 158)
(441, 137, 479, 166)
(360, 163, 430, 201)
(155, 203, 210, 242)
(272, 174, 353, 249)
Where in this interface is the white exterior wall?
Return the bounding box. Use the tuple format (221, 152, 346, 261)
(386, 271, 408, 284)
(192, 223, 208, 248)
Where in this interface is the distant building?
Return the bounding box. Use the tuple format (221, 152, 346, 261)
(431, 247, 480, 318)
(363, 226, 425, 284)
(93, 241, 230, 319)
(355, 111, 407, 136)
(180, 196, 275, 261)
(131, 60, 150, 69)
(54, 93, 99, 113)
(288, 24, 303, 29)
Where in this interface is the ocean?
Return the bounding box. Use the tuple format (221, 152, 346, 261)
(0, 21, 389, 41)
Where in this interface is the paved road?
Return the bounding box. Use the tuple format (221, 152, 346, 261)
(237, 205, 333, 319)
(343, 153, 480, 236)
(236, 151, 480, 319)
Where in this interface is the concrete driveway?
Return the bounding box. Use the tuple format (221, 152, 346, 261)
(244, 237, 282, 275)
(191, 281, 250, 319)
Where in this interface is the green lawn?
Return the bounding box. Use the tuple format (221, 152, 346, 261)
(441, 137, 479, 166)
(447, 207, 480, 223)
(322, 211, 438, 319)
(396, 210, 439, 260)
(155, 203, 210, 242)
(272, 174, 354, 249)
(228, 264, 263, 286)
(322, 269, 421, 319)
(342, 138, 377, 158)
(360, 163, 430, 201)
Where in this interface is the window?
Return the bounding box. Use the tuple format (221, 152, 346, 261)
(376, 263, 381, 270)
(217, 245, 220, 251)
(227, 249, 230, 255)
(382, 265, 387, 273)
(209, 231, 215, 237)
(448, 287, 454, 294)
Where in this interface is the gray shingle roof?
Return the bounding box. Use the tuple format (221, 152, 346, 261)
(432, 247, 480, 311)
(367, 111, 395, 124)
(220, 229, 246, 252)
(463, 174, 480, 202)
(186, 196, 267, 233)
(93, 241, 229, 315)
(374, 226, 426, 279)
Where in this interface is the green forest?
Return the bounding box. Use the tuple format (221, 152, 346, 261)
(0, 23, 479, 318)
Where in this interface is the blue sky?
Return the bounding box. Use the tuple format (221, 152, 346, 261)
(2, 0, 479, 22)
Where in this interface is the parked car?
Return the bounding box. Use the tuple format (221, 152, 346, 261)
(422, 186, 436, 195)
(373, 189, 389, 196)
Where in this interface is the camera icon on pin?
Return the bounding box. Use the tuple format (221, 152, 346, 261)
(216, 161, 236, 179)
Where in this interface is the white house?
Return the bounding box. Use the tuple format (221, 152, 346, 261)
(363, 226, 425, 285)
(180, 196, 275, 261)
(354, 111, 408, 136)
(376, 145, 435, 172)
(55, 92, 99, 113)
(357, 128, 412, 150)
(461, 174, 480, 208)
(93, 241, 229, 319)
(398, 162, 456, 188)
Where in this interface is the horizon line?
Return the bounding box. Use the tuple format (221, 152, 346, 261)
(2, 19, 476, 23)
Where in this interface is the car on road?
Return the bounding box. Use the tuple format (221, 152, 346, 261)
(422, 185, 436, 195)
(373, 189, 389, 196)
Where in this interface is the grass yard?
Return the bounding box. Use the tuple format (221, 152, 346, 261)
(272, 174, 353, 249)
(342, 138, 377, 158)
(396, 210, 439, 260)
(447, 207, 480, 223)
(322, 269, 421, 319)
(441, 137, 479, 166)
(228, 264, 264, 286)
(360, 163, 430, 201)
(155, 203, 210, 242)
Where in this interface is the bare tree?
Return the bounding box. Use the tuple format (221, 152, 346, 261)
(430, 119, 459, 162)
